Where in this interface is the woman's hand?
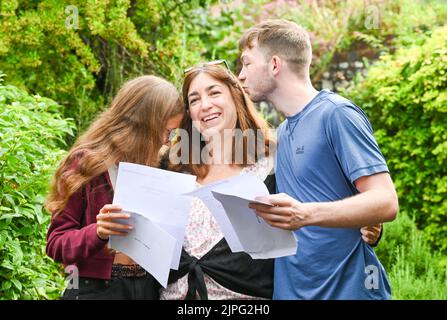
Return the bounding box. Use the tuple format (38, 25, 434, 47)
(360, 224, 382, 245)
(96, 204, 133, 241)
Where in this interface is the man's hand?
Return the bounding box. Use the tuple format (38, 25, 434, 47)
(249, 193, 313, 230)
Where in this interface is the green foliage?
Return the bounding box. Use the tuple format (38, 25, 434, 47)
(264, 0, 447, 80)
(355, 0, 447, 49)
(184, 0, 265, 71)
(2, 0, 444, 134)
(375, 213, 447, 299)
(1, 0, 445, 300)
(1, 0, 101, 132)
(0, 0, 217, 134)
(0, 77, 74, 299)
(344, 25, 447, 252)
(0, 0, 296, 132)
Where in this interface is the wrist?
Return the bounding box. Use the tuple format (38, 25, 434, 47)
(96, 230, 109, 242)
(301, 202, 320, 227)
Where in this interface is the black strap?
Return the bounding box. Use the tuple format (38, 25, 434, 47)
(185, 257, 208, 300)
(168, 174, 276, 300)
(168, 238, 273, 300)
(264, 173, 276, 194)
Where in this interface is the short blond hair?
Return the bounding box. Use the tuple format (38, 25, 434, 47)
(239, 19, 312, 77)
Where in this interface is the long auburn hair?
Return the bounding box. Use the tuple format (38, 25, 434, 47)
(46, 75, 184, 216)
(170, 64, 275, 179)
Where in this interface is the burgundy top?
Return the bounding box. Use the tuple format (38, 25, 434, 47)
(46, 160, 116, 280)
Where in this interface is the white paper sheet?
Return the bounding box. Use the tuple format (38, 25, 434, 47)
(210, 173, 297, 259)
(185, 180, 244, 252)
(109, 212, 176, 288)
(110, 162, 296, 282)
(112, 162, 195, 269)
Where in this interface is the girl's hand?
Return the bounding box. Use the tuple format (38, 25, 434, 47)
(360, 224, 382, 245)
(96, 204, 133, 241)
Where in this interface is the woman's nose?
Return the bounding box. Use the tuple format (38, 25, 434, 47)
(200, 96, 213, 111)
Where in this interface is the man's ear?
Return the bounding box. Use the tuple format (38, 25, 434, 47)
(271, 55, 282, 76)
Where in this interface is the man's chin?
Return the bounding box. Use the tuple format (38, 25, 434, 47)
(249, 95, 265, 103)
(243, 88, 265, 103)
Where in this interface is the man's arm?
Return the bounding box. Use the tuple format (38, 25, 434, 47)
(249, 172, 398, 230)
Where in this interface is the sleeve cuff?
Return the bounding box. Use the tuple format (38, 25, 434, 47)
(350, 164, 389, 183)
(85, 223, 109, 250)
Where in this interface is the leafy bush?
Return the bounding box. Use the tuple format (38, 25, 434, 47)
(344, 25, 447, 252)
(0, 0, 217, 134)
(375, 213, 447, 299)
(269, 0, 447, 81)
(0, 76, 74, 299)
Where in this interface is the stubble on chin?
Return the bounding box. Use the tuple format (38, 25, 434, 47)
(250, 78, 275, 103)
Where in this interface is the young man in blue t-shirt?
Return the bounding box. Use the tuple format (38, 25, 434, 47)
(238, 19, 398, 299)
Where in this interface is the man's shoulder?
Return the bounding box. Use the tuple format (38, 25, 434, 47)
(319, 92, 357, 113)
(323, 91, 354, 106)
(319, 92, 368, 122)
(299, 91, 355, 121)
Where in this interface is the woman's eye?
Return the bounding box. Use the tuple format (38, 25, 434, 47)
(210, 91, 221, 96)
(189, 99, 198, 105)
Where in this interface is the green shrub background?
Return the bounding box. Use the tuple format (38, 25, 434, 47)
(344, 25, 447, 253)
(0, 0, 446, 299)
(344, 26, 447, 299)
(0, 77, 74, 299)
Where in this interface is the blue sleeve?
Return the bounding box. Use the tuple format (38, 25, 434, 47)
(325, 104, 389, 183)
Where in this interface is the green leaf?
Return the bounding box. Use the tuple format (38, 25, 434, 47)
(0, 230, 8, 249)
(1, 259, 14, 271)
(1, 281, 12, 291)
(11, 279, 22, 291)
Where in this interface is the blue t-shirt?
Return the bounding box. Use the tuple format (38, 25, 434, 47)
(274, 89, 391, 300)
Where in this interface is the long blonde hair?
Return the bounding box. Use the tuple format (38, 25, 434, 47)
(46, 75, 184, 216)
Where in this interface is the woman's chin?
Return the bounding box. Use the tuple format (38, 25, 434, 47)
(201, 126, 223, 140)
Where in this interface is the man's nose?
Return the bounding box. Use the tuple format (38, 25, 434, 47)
(238, 70, 246, 81)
